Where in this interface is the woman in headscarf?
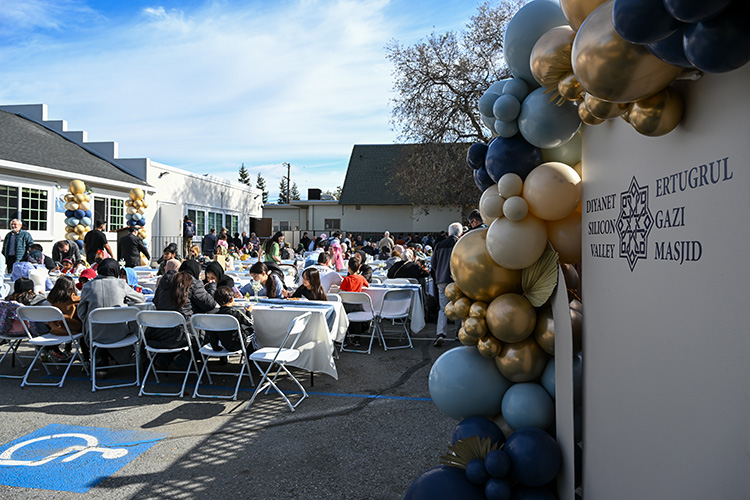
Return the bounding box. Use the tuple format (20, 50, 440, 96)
(155, 258, 181, 287)
(249, 232, 260, 252)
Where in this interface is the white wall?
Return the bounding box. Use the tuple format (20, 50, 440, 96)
(582, 64, 750, 499)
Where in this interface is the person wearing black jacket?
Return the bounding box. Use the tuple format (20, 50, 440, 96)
(354, 250, 373, 283)
(52, 240, 81, 266)
(430, 222, 463, 347)
(117, 226, 150, 268)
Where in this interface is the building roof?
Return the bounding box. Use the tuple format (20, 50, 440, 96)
(0, 110, 148, 186)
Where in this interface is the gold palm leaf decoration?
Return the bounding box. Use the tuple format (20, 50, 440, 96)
(440, 436, 499, 469)
(522, 246, 560, 307)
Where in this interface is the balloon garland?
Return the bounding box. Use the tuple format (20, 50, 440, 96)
(63, 180, 92, 249)
(125, 188, 148, 241)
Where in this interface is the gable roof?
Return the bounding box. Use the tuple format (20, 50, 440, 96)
(0, 110, 148, 186)
(339, 144, 415, 205)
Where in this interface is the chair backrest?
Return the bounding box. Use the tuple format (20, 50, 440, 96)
(384, 278, 410, 285)
(16, 305, 73, 340)
(370, 276, 383, 284)
(190, 313, 246, 353)
(338, 291, 375, 314)
(130, 302, 153, 311)
(405, 278, 420, 285)
(89, 306, 140, 346)
(327, 294, 341, 302)
(380, 289, 412, 318)
(281, 311, 312, 351)
(135, 310, 191, 347)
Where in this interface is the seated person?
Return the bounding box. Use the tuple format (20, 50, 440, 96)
(76, 268, 96, 291)
(28, 245, 57, 271)
(298, 252, 341, 292)
(205, 285, 258, 353)
(46, 275, 81, 360)
(340, 257, 369, 293)
(60, 258, 75, 274)
(156, 243, 181, 275)
(240, 262, 286, 298)
(291, 268, 327, 301)
(353, 251, 373, 283)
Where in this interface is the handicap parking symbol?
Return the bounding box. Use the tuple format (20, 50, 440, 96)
(0, 423, 166, 493)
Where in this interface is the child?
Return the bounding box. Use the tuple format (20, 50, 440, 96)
(60, 259, 74, 274)
(46, 276, 81, 360)
(206, 286, 257, 354)
(76, 268, 97, 291)
(73, 260, 87, 275)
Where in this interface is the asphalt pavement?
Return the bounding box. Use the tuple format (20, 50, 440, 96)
(0, 324, 460, 499)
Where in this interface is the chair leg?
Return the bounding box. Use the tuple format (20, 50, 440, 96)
(192, 359, 210, 398)
(91, 345, 98, 392)
(20, 348, 44, 388)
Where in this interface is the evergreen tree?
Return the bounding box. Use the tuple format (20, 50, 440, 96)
(290, 182, 301, 201)
(278, 177, 289, 204)
(256, 173, 269, 204)
(238, 163, 251, 185)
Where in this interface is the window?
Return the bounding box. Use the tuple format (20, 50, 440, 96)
(110, 199, 125, 229)
(188, 209, 206, 236)
(207, 212, 223, 231)
(227, 214, 239, 235)
(324, 218, 340, 230)
(0, 186, 19, 229)
(0, 185, 49, 231)
(279, 221, 290, 231)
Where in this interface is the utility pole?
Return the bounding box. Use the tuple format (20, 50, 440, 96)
(282, 162, 291, 204)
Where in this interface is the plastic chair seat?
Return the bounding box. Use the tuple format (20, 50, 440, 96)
(92, 333, 139, 350)
(28, 333, 83, 347)
(249, 347, 301, 364)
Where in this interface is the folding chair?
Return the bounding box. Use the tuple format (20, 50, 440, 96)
(130, 302, 154, 311)
(136, 310, 198, 397)
(246, 312, 312, 412)
(190, 314, 255, 400)
(0, 301, 33, 379)
(88, 307, 141, 392)
(384, 278, 411, 285)
(327, 294, 341, 302)
(370, 276, 383, 284)
(338, 291, 379, 354)
(17, 306, 88, 388)
(378, 289, 414, 350)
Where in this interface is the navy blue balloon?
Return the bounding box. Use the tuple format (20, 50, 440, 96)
(465, 459, 490, 486)
(504, 428, 561, 487)
(136, 219, 145, 226)
(485, 478, 512, 500)
(474, 167, 495, 192)
(405, 465, 485, 500)
(613, 0, 683, 44)
(74, 209, 85, 219)
(467, 142, 489, 169)
(683, 2, 750, 73)
(452, 417, 506, 447)
(485, 449, 511, 478)
(65, 210, 75, 218)
(128, 219, 138, 227)
(75, 240, 84, 249)
(663, 0, 733, 23)
(510, 486, 558, 500)
(646, 28, 694, 67)
(84, 210, 92, 218)
(484, 134, 542, 182)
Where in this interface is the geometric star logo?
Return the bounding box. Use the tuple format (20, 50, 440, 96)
(616, 176, 654, 271)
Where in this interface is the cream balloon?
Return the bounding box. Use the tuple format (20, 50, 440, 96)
(486, 215, 548, 270)
(502, 196, 529, 222)
(522, 162, 581, 221)
(546, 211, 582, 264)
(480, 185, 505, 221)
(66, 232, 79, 241)
(78, 201, 90, 212)
(127, 207, 137, 215)
(64, 201, 79, 211)
(497, 173, 523, 199)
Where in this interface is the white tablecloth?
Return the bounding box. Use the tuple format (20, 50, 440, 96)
(363, 285, 425, 333)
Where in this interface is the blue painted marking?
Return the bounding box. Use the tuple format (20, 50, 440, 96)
(0, 424, 166, 493)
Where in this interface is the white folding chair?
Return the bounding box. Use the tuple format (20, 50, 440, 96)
(136, 310, 198, 397)
(338, 291, 378, 354)
(17, 306, 88, 388)
(327, 294, 341, 302)
(0, 301, 34, 379)
(246, 312, 312, 412)
(88, 307, 141, 392)
(190, 314, 255, 400)
(378, 289, 414, 350)
(384, 278, 411, 285)
(370, 276, 383, 284)
(130, 302, 154, 311)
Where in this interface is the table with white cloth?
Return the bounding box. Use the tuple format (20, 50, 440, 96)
(363, 283, 425, 333)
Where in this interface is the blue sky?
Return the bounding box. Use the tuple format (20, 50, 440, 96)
(0, 0, 486, 200)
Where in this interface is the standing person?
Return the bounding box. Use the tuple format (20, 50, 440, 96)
(262, 231, 284, 264)
(118, 226, 150, 268)
(431, 222, 463, 347)
(300, 232, 311, 252)
(83, 221, 113, 265)
(201, 228, 217, 259)
(378, 231, 395, 251)
(182, 215, 195, 258)
(241, 232, 250, 249)
(52, 240, 81, 266)
(2, 219, 33, 273)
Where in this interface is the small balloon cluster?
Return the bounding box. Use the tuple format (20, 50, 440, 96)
(406, 417, 561, 500)
(125, 188, 148, 241)
(63, 180, 92, 248)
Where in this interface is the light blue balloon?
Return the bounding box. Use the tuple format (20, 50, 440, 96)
(541, 359, 555, 399)
(429, 346, 513, 420)
(542, 130, 582, 166)
(69, 218, 80, 226)
(519, 87, 581, 149)
(502, 78, 530, 102)
(503, 0, 567, 87)
(501, 382, 555, 430)
(481, 113, 497, 131)
(494, 119, 519, 138)
(125, 213, 134, 221)
(493, 94, 522, 121)
(487, 79, 510, 94)
(132, 212, 142, 221)
(64, 217, 74, 226)
(478, 91, 502, 117)
(80, 216, 92, 227)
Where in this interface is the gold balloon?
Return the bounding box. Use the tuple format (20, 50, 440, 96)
(571, 0, 682, 103)
(73, 193, 87, 204)
(454, 297, 472, 319)
(469, 301, 488, 319)
(530, 26, 576, 88)
(65, 225, 73, 234)
(64, 201, 79, 211)
(450, 229, 522, 302)
(445, 302, 459, 321)
(463, 317, 489, 339)
(621, 107, 632, 123)
(561, 0, 608, 30)
(458, 328, 478, 346)
(533, 306, 555, 355)
(68, 180, 86, 194)
(445, 283, 464, 302)
(477, 335, 503, 358)
(142, 201, 149, 208)
(561, 263, 580, 291)
(584, 93, 628, 120)
(522, 162, 581, 222)
(130, 188, 145, 200)
(570, 298, 582, 313)
(546, 211, 582, 264)
(64, 193, 75, 202)
(578, 99, 604, 125)
(486, 293, 537, 343)
(558, 72, 583, 101)
(628, 86, 683, 137)
(74, 224, 86, 235)
(133, 199, 143, 209)
(495, 337, 549, 382)
(571, 307, 583, 353)
(78, 201, 90, 212)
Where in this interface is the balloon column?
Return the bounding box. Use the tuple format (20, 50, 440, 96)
(63, 180, 92, 249)
(125, 188, 149, 243)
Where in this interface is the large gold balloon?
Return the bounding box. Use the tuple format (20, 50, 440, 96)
(530, 26, 576, 88)
(445, 302, 459, 321)
(533, 306, 555, 355)
(73, 193, 87, 204)
(64, 193, 75, 202)
(495, 337, 549, 382)
(469, 301, 488, 319)
(463, 317, 488, 339)
(68, 180, 86, 194)
(458, 328, 478, 346)
(450, 229, 522, 302)
(546, 211, 582, 264)
(558, 72, 583, 101)
(578, 100, 604, 125)
(522, 162, 581, 221)
(486, 293, 537, 343)
(628, 86, 683, 137)
(584, 93, 628, 120)
(571, 1, 682, 103)
(445, 283, 464, 302)
(560, 0, 608, 30)
(477, 335, 503, 359)
(130, 188, 145, 200)
(454, 297, 472, 319)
